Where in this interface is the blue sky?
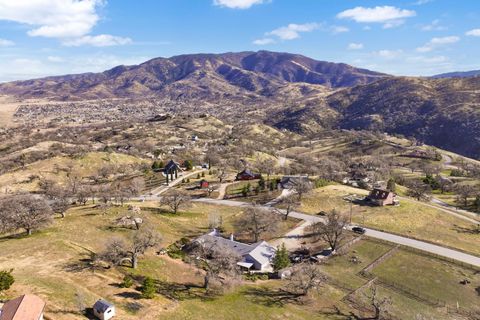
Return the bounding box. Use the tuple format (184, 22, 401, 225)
(0, 0, 479, 81)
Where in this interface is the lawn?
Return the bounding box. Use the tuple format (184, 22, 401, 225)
(370, 249, 480, 311)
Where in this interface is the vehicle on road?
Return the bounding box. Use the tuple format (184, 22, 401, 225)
(352, 226, 366, 234)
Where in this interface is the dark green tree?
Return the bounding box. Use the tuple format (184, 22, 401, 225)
(387, 178, 396, 193)
(141, 277, 156, 299)
(0, 269, 14, 294)
(258, 176, 266, 191)
(273, 244, 290, 271)
(184, 160, 193, 171)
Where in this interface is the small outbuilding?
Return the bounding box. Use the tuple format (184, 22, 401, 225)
(199, 179, 210, 189)
(93, 299, 115, 320)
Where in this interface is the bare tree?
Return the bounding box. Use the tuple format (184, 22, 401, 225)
(255, 158, 277, 181)
(406, 180, 431, 201)
(160, 190, 191, 214)
(0, 194, 53, 236)
(188, 237, 240, 291)
(275, 193, 299, 220)
(309, 210, 347, 252)
(100, 227, 162, 269)
(454, 184, 476, 207)
(234, 205, 280, 242)
(285, 263, 326, 297)
(291, 179, 312, 201)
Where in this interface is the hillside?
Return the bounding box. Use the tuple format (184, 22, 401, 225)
(432, 70, 480, 79)
(0, 51, 387, 101)
(271, 77, 480, 159)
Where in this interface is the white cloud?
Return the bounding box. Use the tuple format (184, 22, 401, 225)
(331, 26, 349, 34)
(466, 29, 480, 37)
(421, 19, 446, 31)
(0, 0, 103, 39)
(407, 55, 448, 63)
(374, 49, 403, 59)
(63, 34, 132, 47)
(416, 36, 460, 52)
(413, 0, 434, 5)
(253, 38, 275, 45)
(47, 56, 64, 63)
(348, 43, 364, 50)
(267, 23, 319, 40)
(0, 38, 14, 47)
(213, 0, 267, 9)
(337, 6, 416, 28)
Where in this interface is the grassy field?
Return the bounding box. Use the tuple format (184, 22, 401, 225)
(298, 185, 480, 256)
(0, 151, 148, 192)
(371, 249, 480, 310)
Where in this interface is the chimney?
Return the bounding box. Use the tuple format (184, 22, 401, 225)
(230, 234, 234, 241)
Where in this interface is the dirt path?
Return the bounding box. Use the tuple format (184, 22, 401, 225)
(145, 169, 205, 197)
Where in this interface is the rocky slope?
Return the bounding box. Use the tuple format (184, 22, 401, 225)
(0, 51, 386, 101)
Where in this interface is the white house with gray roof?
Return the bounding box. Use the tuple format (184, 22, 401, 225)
(196, 230, 276, 272)
(93, 299, 115, 320)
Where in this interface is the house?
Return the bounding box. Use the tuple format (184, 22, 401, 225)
(93, 299, 115, 320)
(279, 176, 310, 190)
(236, 169, 261, 181)
(199, 179, 210, 189)
(164, 160, 183, 180)
(194, 230, 276, 272)
(0, 294, 45, 320)
(365, 188, 397, 206)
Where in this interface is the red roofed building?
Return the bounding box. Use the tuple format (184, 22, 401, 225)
(0, 294, 45, 320)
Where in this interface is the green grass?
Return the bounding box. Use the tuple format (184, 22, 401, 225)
(371, 249, 480, 310)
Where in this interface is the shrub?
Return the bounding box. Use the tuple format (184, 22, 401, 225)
(0, 269, 14, 293)
(120, 275, 134, 288)
(141, 277, 156, 299)
(314, 179, 330, 188)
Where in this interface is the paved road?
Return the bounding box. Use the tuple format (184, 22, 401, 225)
(194, 198, 480, 267)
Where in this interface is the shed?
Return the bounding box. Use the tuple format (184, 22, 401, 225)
(93, 299, 115, 320)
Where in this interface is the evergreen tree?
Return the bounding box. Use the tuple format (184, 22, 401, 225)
(273, 244, 290, 271)
(141, 277, 156, 299)
(387, 178, 396, 193)
(258, 175, 266, 191)
(184, 160, 193, 171)
(0, 269, 14, 294)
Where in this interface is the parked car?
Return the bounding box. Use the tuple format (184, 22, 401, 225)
(352, 226, 366, 234)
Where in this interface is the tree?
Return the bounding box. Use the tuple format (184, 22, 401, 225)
(160, 190, 191, 214)
(309, 210, 347, 252)
(386, 178, 396, 193)
(364, 285, 392, 320)
(101, 227, 162, 269)
(0, 269, 14, 294)
(141, 277, 156, 299)
(291, 179, 312, 201)
(234, 206, 280, 242)
(184, 160, 193, 171)
(273, 243, 290, 271)
(0, 194, 53, 236)
(406, 180, 431, 201)
(188, 237, 240, 291)
(255, 158, 277, 181)
(285, 263, 326, 296)
(276, 193, 299, 220)
(454, 184, 476, 207)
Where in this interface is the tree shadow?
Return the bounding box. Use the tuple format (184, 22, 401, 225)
(156, 281, 213, 301)
(243, 286, 303, 307)
(114, 290, 143, 300)
(452, 224, 480, 235)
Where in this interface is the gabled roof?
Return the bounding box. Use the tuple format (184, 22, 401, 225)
(247, 241, 276, 266)
(0, 294, 45, 320)
(197, 234, 254, 257)
(367, 188, 393, 200)
(93, 299, 114, 313)
(164, 159, 182, 172)
(237, 169, 258, 177)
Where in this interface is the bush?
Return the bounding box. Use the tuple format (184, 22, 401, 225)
(314, 179, 330, 188)
(120, 275, 134, 288)
(141, 277, 156, 299)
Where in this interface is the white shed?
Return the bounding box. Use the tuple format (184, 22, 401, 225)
(93, 299, 115, 320)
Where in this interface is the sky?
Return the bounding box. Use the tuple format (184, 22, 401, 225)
(0, 0, 480, 82)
